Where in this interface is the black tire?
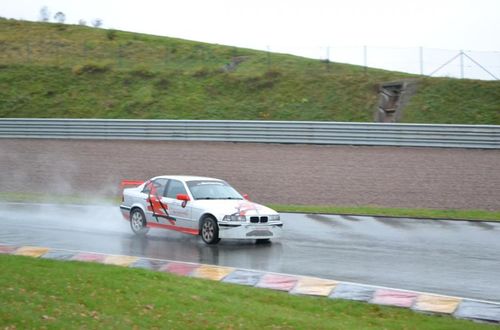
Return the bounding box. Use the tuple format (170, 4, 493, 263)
(256, 238, 271, 244)
(130, 208, 149, 236)
(200, 216, 220, 245)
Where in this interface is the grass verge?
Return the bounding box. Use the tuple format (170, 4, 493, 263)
(270, 204, 500, 222)
(0, 192, 117, 205)
(0, 255, 495, 329)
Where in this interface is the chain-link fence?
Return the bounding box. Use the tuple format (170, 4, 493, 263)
(266, 45, 499, 80)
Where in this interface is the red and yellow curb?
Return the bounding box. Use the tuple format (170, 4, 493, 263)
(1, 244, 499, 324)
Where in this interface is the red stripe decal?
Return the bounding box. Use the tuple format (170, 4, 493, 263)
(147, 222, 199, 235)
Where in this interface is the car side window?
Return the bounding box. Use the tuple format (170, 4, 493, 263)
(142, 179, 167, 195)
(164, 179, 187, 199)
(141, 180, 152, 194)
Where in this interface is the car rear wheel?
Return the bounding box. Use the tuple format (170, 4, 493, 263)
(200, 216, 220, 245)
(130, 209, 149, 236)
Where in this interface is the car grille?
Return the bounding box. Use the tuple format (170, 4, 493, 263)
(250, 216, 268, 223)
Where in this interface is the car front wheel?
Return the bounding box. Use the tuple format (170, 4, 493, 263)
(130, 209, 149, 236)
(200, 216, 220, 245)
(256, 239, 271, 244)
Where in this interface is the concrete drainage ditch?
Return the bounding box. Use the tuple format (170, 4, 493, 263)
(375, 80, 418, 123)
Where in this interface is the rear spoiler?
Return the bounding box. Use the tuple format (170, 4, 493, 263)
(120, 180, 145, 190)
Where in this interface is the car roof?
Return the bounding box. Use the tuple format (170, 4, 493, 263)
(152, 175, 223, 182)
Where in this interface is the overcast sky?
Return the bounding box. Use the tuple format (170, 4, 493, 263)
(2, 0, 500, 79)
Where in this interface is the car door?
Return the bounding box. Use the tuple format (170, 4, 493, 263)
(161, 179, 194, 230)
(142, 178, 168, 223)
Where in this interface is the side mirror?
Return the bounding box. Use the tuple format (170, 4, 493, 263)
(176, 194, 190, 201)
(243, 194, 250, 201)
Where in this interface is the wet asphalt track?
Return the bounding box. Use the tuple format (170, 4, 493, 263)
(1, 202, 499, 303)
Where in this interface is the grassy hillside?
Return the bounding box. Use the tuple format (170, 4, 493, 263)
(1, 18, 499, 124)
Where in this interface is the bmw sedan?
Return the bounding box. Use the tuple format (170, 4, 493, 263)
(120, 175, 283, 244)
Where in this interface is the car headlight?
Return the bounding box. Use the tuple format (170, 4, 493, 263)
(223, 215, 247, 222)
(268, 214, 280, 221)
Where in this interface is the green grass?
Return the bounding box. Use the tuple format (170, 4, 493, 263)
(1, 255, 495, 329)
(1, 18, 499, 124)
(270, 204, 500, 222)
(1, 192, 498, 221)
(0, 192, 116, 205)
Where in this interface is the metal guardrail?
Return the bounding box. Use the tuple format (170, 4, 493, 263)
(0, 118, 499, 149)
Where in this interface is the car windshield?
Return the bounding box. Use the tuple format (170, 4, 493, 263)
(187, 180, 243, 200)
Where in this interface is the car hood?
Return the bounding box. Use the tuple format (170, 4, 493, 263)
(191, 199, 277, 216)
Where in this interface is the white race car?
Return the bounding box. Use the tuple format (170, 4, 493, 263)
(119, 175, 283, 244)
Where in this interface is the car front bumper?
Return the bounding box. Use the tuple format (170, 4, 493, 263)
(218, 223, 283, 240)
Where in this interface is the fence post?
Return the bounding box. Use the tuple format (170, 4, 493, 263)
(419, 46, 424, 76)
(266, 45, 271, 68)
(460, 50, 464, 79)
(326, 46, 330, 72)
(363, 45, 367, 75)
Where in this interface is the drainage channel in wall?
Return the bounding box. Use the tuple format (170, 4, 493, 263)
(375, 80, 417, 123)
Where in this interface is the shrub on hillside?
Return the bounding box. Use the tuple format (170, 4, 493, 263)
(264, 68, 282, 79)
(234, 69, 283, 91)
(130, 65, 156, 78)
(106, 29, 117, 41)
(72, 62, 112, 75)
(154, 77, 170, 90)
(192, 67, 214, 78)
